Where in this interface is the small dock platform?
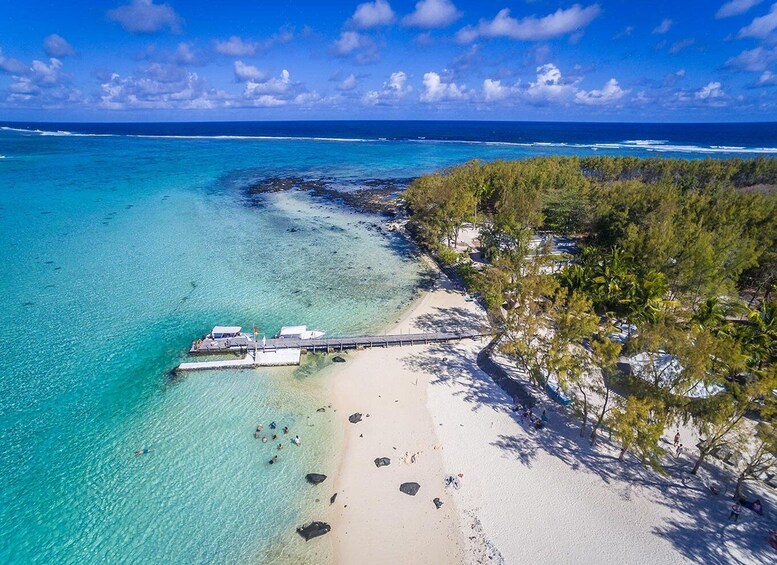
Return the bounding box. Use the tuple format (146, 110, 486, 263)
(176, 349, 301, 372)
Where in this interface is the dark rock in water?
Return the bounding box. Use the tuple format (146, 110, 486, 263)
(330, 493, 338, 505)
(399, 482, 421, 496)
(332, 356, 346, 363)
(316, 407, 326, 412)
(306, 473, 327, 485)
(297, 521, 331, 541)
(433, 497, 443, 509)
(348, 413, 362, 424)
(374, 457, 391, 468)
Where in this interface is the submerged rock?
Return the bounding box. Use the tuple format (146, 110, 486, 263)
(332, 356, 346, 363)
(305, 473, 327, 485)
(433, 497, 443, 509)
(399, 482, 421, 496)
(297, 521, 331, 541)
(348, 413, 363, 424)
(330, 493, 338, 504)
(374, 457, 391, 468)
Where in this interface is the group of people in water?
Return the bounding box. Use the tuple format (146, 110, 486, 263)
(255, 421, 301, 464)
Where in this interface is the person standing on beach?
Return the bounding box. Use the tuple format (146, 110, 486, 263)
(675, 444, 683, 457)
(729, 502, 741, 522)
(673, 431, 680, 447)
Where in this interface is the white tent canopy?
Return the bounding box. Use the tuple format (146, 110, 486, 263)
(627, 352, 724, 399)
(211, 326, 242, 338)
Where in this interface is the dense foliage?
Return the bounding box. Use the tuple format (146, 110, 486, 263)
(405, 156, 777, 476)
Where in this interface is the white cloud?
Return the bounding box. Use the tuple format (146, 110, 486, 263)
(420, 71, 467, 102)
(738, 3, 777, 38)
(214, 29, 293, 57)
(482, 78, 511, 101)
(249, 95, 287, 107)
(403, 0, 461, 29)
(525, 63, 577, 104)
(0, 48, 27, 74)
(349, 0, 395, 29)
(215, 36, 259, 56)
(362, 71, 412, 104)
(332, 31, 379, 64)
(612, 25, 634, 40)
(653, 19, 672, 34)
(726, 45, 777, 71)
(696, 81, 725, 99)
(233, 61, 265, 82)
(716, 0, 763, 18)
(97, 64, 223, 110)
(334, 31, 362, 54)
(244, 69, 291, 96)
(106, 0, 182, 34)
(456, 4, 601, 43)
(669, 38, 695, 54)
(758, 69, 777, 84)
(43, 34, 75, 58)
(575, 78, 629, 105)
(337, 74, 357, 91)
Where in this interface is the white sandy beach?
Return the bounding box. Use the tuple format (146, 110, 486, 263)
(321, 269, 774, 564)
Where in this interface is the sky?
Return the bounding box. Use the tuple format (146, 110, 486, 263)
(1, 0, 777, 122)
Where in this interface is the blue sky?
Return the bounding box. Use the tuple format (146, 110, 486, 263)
(1, 0, 777, 121)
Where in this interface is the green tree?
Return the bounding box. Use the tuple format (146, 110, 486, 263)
(610, 396, 666, 470)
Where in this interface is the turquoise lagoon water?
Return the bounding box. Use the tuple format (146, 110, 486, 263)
(1, 125, 771, 564)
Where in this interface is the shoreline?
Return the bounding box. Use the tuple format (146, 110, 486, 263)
(322, 262, 479, 564)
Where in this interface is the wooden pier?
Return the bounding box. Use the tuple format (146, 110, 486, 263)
(189, 330, 491, 355)
(177, 329, 491, 372)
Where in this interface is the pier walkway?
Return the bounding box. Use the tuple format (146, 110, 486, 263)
(177, 330, 491, 372)
(189, 330, 491, 355)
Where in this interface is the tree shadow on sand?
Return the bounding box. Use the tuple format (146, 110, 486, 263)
(402, 307, 776, 564)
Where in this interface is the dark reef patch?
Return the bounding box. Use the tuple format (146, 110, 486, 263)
(238, 174, 414, 216)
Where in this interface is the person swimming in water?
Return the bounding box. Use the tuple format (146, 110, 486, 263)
(277, 443, 284, 451)
(135, 447, 153, 456)
(271, 434, 277, 440)
(269, 422, 276, 430)
(254, 431, 260, 439)
(269, 455, 278, 465)
(261, 436, 268, 443)
(292, 435, 301, 446)
(283, 426, 289, 434)
(256, 424, 263, 432)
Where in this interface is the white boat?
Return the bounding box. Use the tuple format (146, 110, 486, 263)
(275, 325, 325, 340)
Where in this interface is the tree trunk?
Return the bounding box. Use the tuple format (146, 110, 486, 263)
(578, 387, 588, 438)
(733, 475, 745, 501)
(590, 384, 610, 447)
(691, 451, 706, 475)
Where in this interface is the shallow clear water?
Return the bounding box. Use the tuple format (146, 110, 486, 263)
(0, 132, 431, 564)
(1, 126, 772, 564)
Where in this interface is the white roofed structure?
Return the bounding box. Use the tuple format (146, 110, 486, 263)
(210, 326, 242, 338)
(277, 325, 325, 340)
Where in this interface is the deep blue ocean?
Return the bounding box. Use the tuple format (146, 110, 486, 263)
(3, 120, 777, 156)
(1, 121, 775, 565)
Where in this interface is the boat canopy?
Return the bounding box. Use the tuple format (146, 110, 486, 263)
(278, 325, 307, 338)
(211, 326, 242, 338)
